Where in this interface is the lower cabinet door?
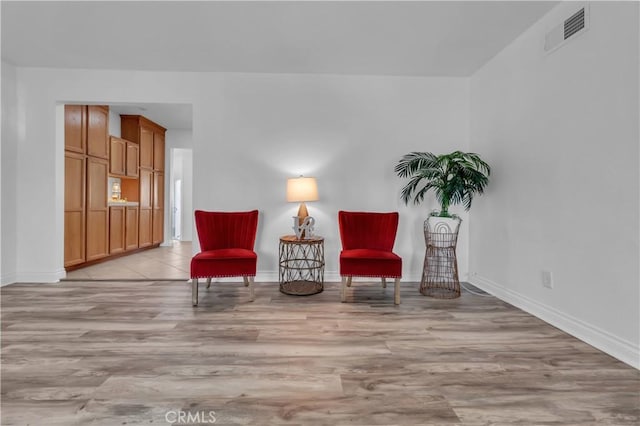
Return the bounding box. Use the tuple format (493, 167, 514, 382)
(64, 151, 85, 267)
(139, 209, 153, 248)
(86, 157, 109, 261)
(125, 207, 139, 250)
(152, 209, 163, 245)
(109, 206, 126, 254)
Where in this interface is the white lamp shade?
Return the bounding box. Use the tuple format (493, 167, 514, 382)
(287, 176, 319, 202)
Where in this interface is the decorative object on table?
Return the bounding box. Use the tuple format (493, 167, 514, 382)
(395, 151, 490, 299)
(292, 216, 315, 240)
(338, 211, 402, 305)
(287, 176, 318, 239)
(279, 235, 325, 295)
(190, 210, 259, 306)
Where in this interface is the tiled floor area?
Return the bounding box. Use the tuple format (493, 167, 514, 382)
(64, 241, 191, 281)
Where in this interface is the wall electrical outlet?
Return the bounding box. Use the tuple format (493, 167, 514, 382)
(542, 270, 554, 289)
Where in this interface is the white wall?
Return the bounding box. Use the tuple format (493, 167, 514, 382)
(5, 67, 469, 285)
(469, 2, 639, 368)
(1, 61, 19, 285)
(195, 73, 470, 280)
(166, 129, 193, 150)
(10, 68, 201, 283)
(108, 109, 121, 137)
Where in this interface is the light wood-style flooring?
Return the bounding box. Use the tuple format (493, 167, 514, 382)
(1, 280, 638, 425)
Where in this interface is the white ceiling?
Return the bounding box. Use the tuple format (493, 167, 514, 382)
(109, 103, 193, 131)
(2, 1, 557, 77)
(2, 1, 557, 130)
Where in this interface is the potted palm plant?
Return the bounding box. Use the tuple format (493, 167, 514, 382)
(394, 151, 491, 217)
(394, 150, 490, 298)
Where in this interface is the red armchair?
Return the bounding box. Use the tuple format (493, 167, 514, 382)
(191, 210, 259, 306)
(338, 211, 402, 304)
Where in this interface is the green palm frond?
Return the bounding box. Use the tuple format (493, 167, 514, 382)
(395, 150, 491, 216)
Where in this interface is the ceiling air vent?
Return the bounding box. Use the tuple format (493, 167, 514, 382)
(564, 8, 585, 40)
(544, 4, 589, 53)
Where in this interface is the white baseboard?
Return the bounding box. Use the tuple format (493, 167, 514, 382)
(1, 273, 18, 286)
(469, 273, 640, 370)
(258, 271, 279, 282)
(1, 269, 66, 286)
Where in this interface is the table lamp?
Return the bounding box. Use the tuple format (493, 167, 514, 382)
(287, 176, 319, 236)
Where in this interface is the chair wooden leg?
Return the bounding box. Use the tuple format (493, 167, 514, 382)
(394, 278, 401, 305)
(192, 279, 199, 306)
(382, 277, 387, 288)
(346, 276, 352, 287)
(341, 277, 347, 302)
(243, 276, 250, 287)
(206, 278, 211, 289)
(248, 277, 255, 302)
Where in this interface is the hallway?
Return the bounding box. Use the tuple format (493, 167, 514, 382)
(64, 241, 191, 281)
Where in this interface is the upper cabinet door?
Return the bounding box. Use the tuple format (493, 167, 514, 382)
(153, 132, 165, 172)
(139, 127, 154, 169)
(109, 137, 126, 176)
(126, 142, 140, 178)
(64, 105, 86, 153)
(87, 105, 109, 159)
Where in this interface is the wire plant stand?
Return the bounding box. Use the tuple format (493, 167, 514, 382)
(420, 216, 462, 299)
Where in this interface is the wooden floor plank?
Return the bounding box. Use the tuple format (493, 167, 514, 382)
(1, 280, 638, 425)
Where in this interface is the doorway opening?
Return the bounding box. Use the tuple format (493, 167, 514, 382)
(169, 148, 193, 244)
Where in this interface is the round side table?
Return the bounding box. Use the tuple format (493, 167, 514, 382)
(279, 235, 325, 295)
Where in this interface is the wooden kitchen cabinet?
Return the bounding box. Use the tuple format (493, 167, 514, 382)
(153, 210, 164, 245)
(122, 115, 166, 248)
(109, 206, 126, 254)
(64, 105, 86, 154)
(87, 106, 109, 159)
(139, 168, 153, 210)
(121, 115, 165, 170)
(153, 172, 164, 244)
(126, 141, 139, 178)
(139, 210, 153, 248)
(86, 156, 109, 261)
(153, 172, 164, 210)
(64, 151, 86, 267)
(109, 137, 126, 176)
(139, 127, 154, 169)
(110, 205, 140, 254)
(153, 132, 165, 171)
(139, 168, 154, 248)
(110, 137, 139, 178)
(65, 107, 162, 271)
(125, 206, 139, 250)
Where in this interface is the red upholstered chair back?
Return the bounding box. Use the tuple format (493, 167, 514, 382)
(194, 210, 259, 251)
(338, 211, 399, 251)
